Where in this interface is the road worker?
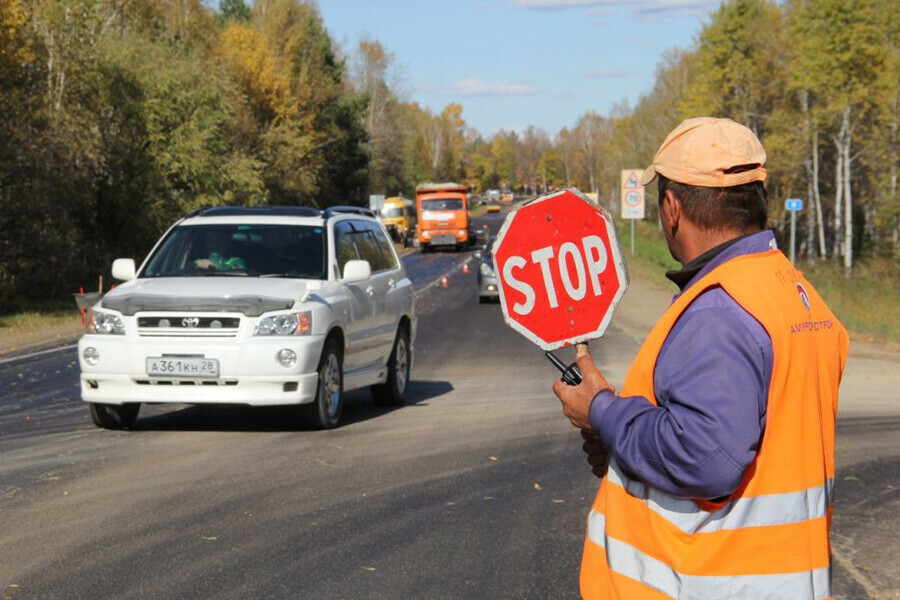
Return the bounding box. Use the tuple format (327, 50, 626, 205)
(553, 117, 848, 599)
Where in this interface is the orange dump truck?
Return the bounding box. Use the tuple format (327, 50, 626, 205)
(415, 182, 471, 252)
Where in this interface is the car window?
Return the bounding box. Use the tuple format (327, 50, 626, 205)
(352, 230, 388, 272)
(141, 224, 327, 279)
(355, 220, 398, 271)
(421, 198, 463, 211)
(333, 220, 359, 275)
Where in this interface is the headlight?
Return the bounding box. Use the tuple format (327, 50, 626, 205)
(254, 312, 311, 336)
(86, 309, 125, 335)
(480, 262, 494, 276)
(458, 229, 467, 236)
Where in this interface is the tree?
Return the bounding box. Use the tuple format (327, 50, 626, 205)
(791, 0, 884, 269)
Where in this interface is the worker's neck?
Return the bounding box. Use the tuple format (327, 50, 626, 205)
(678, 227, 758, 266)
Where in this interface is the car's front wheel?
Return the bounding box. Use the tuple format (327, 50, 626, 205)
(372, 325, 410, 407)
(89, 402, 140, 430)
(302, 337, 343, 429)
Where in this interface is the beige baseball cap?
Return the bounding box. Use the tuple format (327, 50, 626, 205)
(640, 117, 767, 187)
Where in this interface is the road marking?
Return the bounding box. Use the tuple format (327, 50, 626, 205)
(0, 344, 78, 366)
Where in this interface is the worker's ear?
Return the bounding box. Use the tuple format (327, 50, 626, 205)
(662, 189, 681, 237)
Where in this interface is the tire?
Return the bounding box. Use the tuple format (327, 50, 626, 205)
(302, 337, 343, 429)
(478, 295, 489, 304)
(372, 325, 410, 407)
(89, 402, 140, 430)
(420, 243, 430, 254)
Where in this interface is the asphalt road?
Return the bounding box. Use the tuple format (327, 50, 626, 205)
(1, 209, 897, 599)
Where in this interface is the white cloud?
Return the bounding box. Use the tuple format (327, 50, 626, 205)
(512, 0, 719, 16)
(585, 67, 630, 79)
(433, 79, 539, 97)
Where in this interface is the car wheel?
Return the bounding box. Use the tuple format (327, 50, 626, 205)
(89, 402, 140, 430)
(420, 243, 430, 254)
(478, 295, 489, 304)
(302, 337, 343, 429)
(372, 325, 410, 407)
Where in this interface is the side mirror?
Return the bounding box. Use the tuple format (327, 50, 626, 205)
(111, 258, 136, 281)
(342, 259, 371, 283)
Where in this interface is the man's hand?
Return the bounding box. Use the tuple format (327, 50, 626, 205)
(552, 344, 614, 430)
(581, 429, 610, 479)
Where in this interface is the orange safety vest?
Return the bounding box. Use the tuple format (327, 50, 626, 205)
(581, 249, 848, 600)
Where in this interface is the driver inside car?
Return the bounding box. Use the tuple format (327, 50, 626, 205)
(193, 229, 246, 271)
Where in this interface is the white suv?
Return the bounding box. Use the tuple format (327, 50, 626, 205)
(78, 206, 416, 430)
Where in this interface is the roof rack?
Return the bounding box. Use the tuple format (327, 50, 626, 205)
(190, 206, 323, 218)
(323, 206, 376, 219)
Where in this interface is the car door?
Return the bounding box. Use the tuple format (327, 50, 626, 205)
(345, 220, 394, 366)
(332, 220, 375, 372)
(365, 220, 410, 351)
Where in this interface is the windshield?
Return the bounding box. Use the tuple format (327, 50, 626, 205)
(482, 237, 495, 262)
(141, 224, 327, 279)
(382, 207, 404, 218)
(422, 198, 463, 211)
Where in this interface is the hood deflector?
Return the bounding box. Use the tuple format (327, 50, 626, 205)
(101, 295, 294, 316)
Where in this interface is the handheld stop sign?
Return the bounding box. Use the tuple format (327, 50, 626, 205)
(492, 188, 629, 383)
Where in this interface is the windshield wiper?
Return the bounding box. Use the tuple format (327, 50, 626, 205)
(259, 273, 304, 278)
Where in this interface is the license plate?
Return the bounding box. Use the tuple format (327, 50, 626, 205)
(146, 357, 219, 378)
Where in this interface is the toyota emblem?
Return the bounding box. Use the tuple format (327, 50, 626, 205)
(182, 317, 200, 328)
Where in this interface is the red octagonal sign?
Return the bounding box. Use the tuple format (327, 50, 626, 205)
(493, 188, 629, 350)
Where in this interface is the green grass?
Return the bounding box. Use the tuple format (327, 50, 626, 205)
(0, 310, 81, 331)
(802, 259, 899, 345)
(614, 218, 680, 290)
(620, 217, 900, 345)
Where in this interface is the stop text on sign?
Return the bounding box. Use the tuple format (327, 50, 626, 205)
(502, 235, 608, 315)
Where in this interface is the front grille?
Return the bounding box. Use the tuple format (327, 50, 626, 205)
(137, 315, 241, 338)
(134, 379, 238, 386)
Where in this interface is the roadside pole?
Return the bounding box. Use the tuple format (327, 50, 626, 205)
(631, 220, 635, 256)
(621, 170, 645, 256)
(785, 198, 803, 264)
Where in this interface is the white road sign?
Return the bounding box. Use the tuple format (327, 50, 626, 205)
(620, 169, 645, 220)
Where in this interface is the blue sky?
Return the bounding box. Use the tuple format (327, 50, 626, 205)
(319, 0, 722, 137)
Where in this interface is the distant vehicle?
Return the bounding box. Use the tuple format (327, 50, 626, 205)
(486, 203, 501, 214)
(78, 206, 416, 431)
(485, 189, 501, 204)
(380, 196, 417, 246)
(500, 190, 513, 205)
(415, 182, 472, 252)
(476, 236, 499, 303)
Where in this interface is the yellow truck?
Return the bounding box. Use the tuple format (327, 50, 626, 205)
(380, 197, 417, 246)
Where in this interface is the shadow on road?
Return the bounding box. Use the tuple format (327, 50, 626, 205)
(129, 379, 454, 432)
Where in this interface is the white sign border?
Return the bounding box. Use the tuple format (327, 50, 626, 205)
(492, 187, 630, 351)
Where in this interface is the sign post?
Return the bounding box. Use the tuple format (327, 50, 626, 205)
(620, 170, 645, 256)
(785, 198, 803, 264)
(492, 188, 629, 354)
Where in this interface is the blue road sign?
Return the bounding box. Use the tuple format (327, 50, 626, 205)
(785, 198, 804, 211)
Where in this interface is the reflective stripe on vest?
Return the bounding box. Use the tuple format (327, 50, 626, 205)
(606, 464, 834, 534)
(587, 510, 832, 600)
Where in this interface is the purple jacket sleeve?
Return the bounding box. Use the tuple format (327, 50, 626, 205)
(589, 290, 772, 499)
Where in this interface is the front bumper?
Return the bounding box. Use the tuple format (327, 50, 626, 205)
(78, 334, 325, 406)
(478, 276, 500, 297)
(422, 229, 468, 246)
